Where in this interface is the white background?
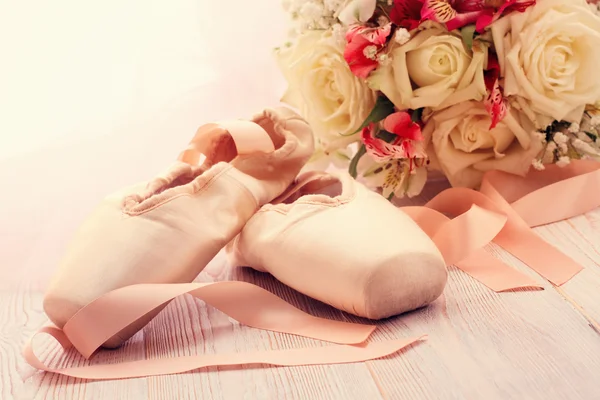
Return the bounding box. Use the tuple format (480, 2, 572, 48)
(0, 0, 289, 160)
(0, 0, 291, 283)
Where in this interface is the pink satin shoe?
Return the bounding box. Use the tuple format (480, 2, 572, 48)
(227, 171, 448, 320)
(43, 107, 314, 348)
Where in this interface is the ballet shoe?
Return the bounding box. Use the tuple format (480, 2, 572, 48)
(43, 107, 315, 348)
(227, 170, 447, 320)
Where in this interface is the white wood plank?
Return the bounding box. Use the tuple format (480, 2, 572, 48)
(5, 171, 600, 400)
(141, 255, 385, 400)
(364, 253, 600, 400)
(533, 209, 600, 327)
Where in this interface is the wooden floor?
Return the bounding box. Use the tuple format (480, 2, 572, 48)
(3, 170, 600, 399)
(6, 1, 600, 398)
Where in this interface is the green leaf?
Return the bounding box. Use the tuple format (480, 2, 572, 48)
(341, 96, 396, 137)
(376, 129, 396, 143)
(461, 25, 477, 51)
(585, 131, 598, 141)
(348, 145, 367, 179)
(411, 108, 423, 123)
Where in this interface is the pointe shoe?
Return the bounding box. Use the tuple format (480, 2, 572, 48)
(227, 171, 447, 320)
(43, 107, 314, 348)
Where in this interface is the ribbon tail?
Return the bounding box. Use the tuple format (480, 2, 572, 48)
(493, 227, 583, 286)
(25, 336, 426, 380)
(480, 178, 584, 286)
(413, 188, 542, 291)
(456, 249, 543, 292)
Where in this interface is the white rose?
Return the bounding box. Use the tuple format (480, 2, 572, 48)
(276, 30, 377, 151)
(424, 101, 544, 188)
(491, 0, 600, 126)
(302, 138, 353, 172)
(369, 26, 487, 111)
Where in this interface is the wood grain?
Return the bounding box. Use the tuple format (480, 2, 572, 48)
(4, 154, 600, 400)
(5, 141, 600, 400)
(535, 209, 600, 327)
(372, 180, 600, 400)
(365, 263, 600, 400)
(140, 257, 386, 400)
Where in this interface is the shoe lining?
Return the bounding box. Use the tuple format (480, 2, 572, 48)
(150, 130, 237, 196)
(280, 177, 343, 204)
(198, 128, 239, 168)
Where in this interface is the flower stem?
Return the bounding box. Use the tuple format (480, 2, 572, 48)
(349, 145, 367, 178)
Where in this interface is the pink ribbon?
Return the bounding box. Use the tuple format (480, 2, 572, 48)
(24, 282, 429, 379)
(23, 160, 600, 381)
(425, 160, 600, 290)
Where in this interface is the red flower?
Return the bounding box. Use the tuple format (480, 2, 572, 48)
(383, 112, 423, 141)
(361, 112, 424, 162)
(344, 24, 392, 79)
(483, 53, 508, 129)
(421, 0, 536, 32)
(390, 0, 424, 30)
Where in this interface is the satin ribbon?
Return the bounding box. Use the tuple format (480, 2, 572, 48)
(423, 161, 600, 289)
(23, 282, 427, 379)
(178, 121, 275, 165)
(23, 160, 600, 381)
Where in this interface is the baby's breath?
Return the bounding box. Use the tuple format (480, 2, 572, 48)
(282, 0, 341, 33)
(533, 116, 600, 168)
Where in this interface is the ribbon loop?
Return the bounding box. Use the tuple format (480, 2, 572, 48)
(481, 174, 584, 286)
(178, 120, 275, 166)
(413, 162, 600, 288)
(403, 193, 540, 292)
(216, 120, 275, 155)
(23, 160, 600, 380)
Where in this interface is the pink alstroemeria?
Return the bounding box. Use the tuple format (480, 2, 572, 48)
(344, 23, 392, 78)
(483, 53, 508, 129)
(390, 0, 424, 30)
(361, 111, 424, 162)
(421, 0, 536, 32)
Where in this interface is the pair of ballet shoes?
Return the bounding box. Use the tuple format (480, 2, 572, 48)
(43, 107, 447, 349)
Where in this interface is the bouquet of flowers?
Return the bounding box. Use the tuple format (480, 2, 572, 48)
(276, 0, 600, 199)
